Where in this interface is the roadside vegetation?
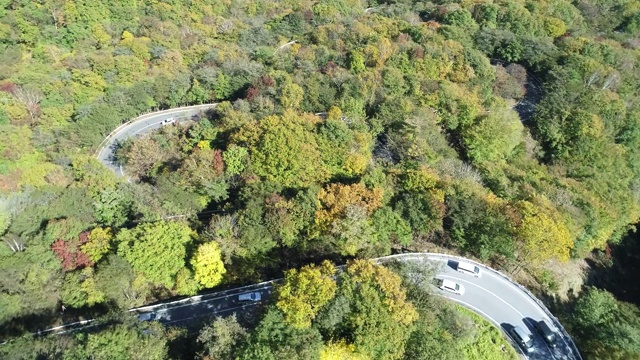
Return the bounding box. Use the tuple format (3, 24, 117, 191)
(1, 260, 518, 360)
(1, 0, 640, 358)
(457, 307, 518, 360)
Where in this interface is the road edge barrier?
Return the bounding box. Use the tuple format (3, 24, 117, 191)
(94, 103, 218, 158)
(125, 252, 582, 360)
(375, 253, 582, 360)
(27, 252, 581, 360)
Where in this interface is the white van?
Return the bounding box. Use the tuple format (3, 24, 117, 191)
(457, 261, 482, 277)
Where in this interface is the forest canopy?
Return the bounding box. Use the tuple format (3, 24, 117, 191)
(1, 0, 640, 358)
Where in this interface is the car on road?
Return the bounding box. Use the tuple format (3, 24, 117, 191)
(436, 278, 465, 295)
(238, 292, 261, 302)
(509, 325, 534, 353)
(137, 312, 156, 321)
(456, 261, 482, 277)
(162, 117, 176, 125)
(535, 319, 557, 347)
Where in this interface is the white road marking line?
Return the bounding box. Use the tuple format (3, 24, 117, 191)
(482, 271, 573, 354)
(133, 122, 156, 135)
(162, 303, 259, 325)
(143, 285, 272, 312)
(439, 293, 558, 360)
(438, 274, 527, 321)
(436, 294, 501, 328)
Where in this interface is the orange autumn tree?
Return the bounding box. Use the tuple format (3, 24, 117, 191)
(314, 183, 384, 255)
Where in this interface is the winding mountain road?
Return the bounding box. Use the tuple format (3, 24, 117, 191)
(36, 253, 581, 360)
(89, 106, 583, 359)
(95, 104, 216, 175)
(379, 254, 581, 360)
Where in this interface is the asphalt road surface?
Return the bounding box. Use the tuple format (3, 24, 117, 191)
(35, 255, 579, 357)
(419, 255, 578, 360)
(96, 104, 216, 175)
(127, 254, 580, 360)
(134, 282, 275, 328)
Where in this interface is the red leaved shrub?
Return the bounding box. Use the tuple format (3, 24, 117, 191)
(51, 231, 94, 271)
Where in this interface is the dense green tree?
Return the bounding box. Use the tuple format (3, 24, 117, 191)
(198, 315, 248, 360)
(371, 206, 412, 247)
(223, 145, 249, 176)
(177, 147, 228, 201)
(463, 109, 524, 165)
(235, 110, 328, 188)
(0, 243, 62, 325)
(94, 254, 147, 308)
(78, 322, 169, 360)
(446, 184, 516, 261)
(61, 267, 104, 308)
(395, 167, 446, 236)
(93, 187, 132, 228)
(337, 260, 418, 360)
(0, 334, 77, 360)
(239, 309, 323, 360)
(116, 221, 194, 288)
(572, 287, 640, 359)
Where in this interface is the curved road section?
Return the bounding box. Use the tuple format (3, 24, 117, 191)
(379, 254, 581, 360)
(35, 253, 581, 359)
(95, 104, 216, 175)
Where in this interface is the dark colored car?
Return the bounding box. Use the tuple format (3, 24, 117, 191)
(509, 325, 534, 353)
(536, 319, 557, 347)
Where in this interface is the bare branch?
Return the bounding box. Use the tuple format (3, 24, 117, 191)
(4, 236, 26, 252)
(12, 87, 43, 122)
(602, 73, 620, 91)
(585, 72, 600, 87)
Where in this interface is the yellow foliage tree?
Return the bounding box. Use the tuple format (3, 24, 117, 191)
(192, 242, 226, 289)
(276, 260, 337, 329)
(516, 200, 574, 264)
(321, 341, 370, 360)
(544, 17, 567, 38)
(280, 82, 304, 109)
(92, 24, 111, 48)
(82, 227, 113, 263)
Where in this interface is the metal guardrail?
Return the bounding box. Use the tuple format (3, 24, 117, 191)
(24, 252, 581, 360)
(375, 253, 582, 360)
(93, 103, 218, 158)
(129, 278, 282, 313)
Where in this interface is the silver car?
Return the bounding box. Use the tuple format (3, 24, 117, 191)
(509, 326, 534, 353)
(238, 292, 261, 301)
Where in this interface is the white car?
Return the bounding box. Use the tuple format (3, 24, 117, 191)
(162, 117, 176, 125)
(438, 279, 465, 295)
(238, 292, 261, 301)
